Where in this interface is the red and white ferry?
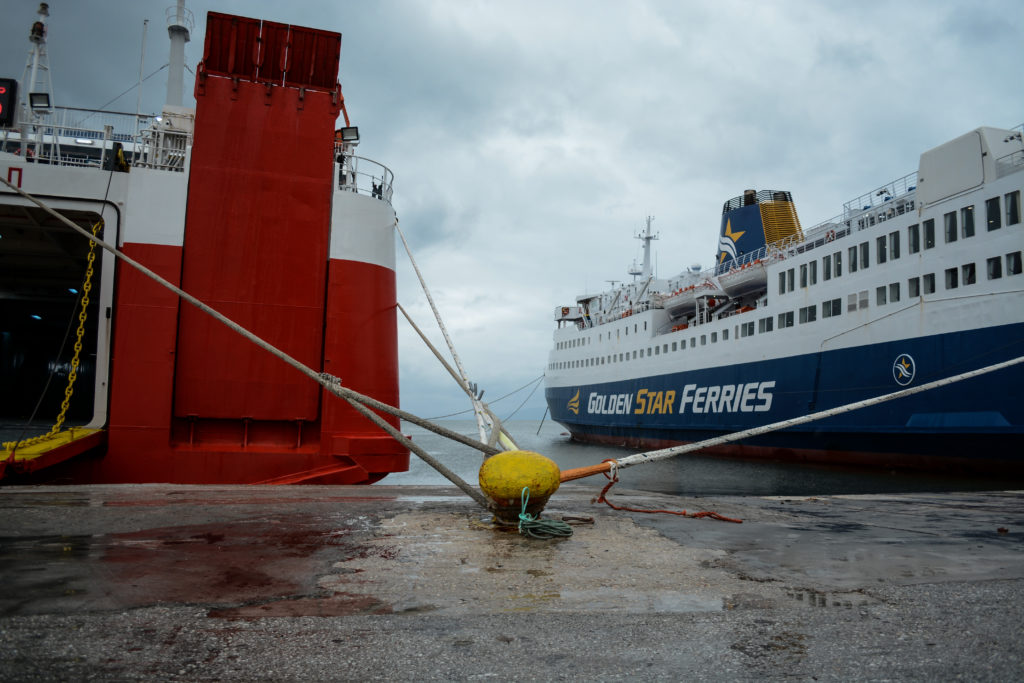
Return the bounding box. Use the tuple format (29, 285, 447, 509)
(0, 4, 409, 484)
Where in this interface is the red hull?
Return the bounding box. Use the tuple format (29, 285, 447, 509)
(14, 12, 409, 485)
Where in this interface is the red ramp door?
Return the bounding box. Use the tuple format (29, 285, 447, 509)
(174, 13, 341, 421)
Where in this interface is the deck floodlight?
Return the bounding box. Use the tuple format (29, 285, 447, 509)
(340, 126, 359, 143)
(29, 92, 50, 109)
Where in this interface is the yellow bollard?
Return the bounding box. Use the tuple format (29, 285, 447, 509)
(479, 450, 561, 526)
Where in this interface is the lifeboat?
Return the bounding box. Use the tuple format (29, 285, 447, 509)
(660, 279, 725, 319)
(717, 259, 767, 297)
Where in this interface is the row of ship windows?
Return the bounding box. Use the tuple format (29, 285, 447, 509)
(549, 250, 1023, 371)
(555, 321, 649, 350)
(779, 191, 1022, 295)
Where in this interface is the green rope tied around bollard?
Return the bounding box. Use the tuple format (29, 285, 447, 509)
(517, 487, 573, 539)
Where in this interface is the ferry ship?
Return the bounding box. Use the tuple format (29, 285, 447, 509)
(0, 4, 408, 484)
(545, 124, 1024, 470)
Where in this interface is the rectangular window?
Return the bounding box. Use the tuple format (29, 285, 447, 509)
(758, 316, 774, 333)
(834, 250, 842, 277)
(690, 338, 695, 348)
(889, 282, 900, 302)
(961, 206, 975, 238)
(1007, 251, 1022, 275)
(779, 271, 787, 294)
(944, 211, 957, 243)
(1006, 191, 1021, 226)
(848, 246, 858, 273)
(723, 328, 730, 340)
(908, 277, 920, 297)
(671, 342, 677, 351)
(823, 254, 832, 280)
(859, 242, 870, 269)
(709, 333, 717, 343)
(787, 268, 795, 291)
(877, 235, 887, 264)
(923, 273, 935, 294)
(822, 298, 841, 318)
(847, 293, 858, 313)
(858, 290, 869, 309)
(889, 231, 900, 260)
(876, 286, 887, 306)
(962, 263, 976, 286)
(945, 267, 958, 290)
(800, 264, 808, 288)
(778, 311, 794, 328)
(700, 336, 706, 346)
(799, 305, 817, 323)
(924, 219, 935, 248)
(987, 257, 1002, 280)
(987, 197, 1001, 230)
(742, 322, 754, 337)
(809, 260, 818, 285)
(908, 224, 920, 253)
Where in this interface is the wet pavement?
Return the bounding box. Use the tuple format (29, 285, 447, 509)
(1, 484, 1022, 680)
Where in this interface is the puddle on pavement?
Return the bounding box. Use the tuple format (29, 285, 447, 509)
(785, 588, 872, 608)
(0, 519, 385, 617)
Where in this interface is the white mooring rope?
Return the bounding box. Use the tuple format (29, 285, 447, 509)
(394, 219, 518, 452)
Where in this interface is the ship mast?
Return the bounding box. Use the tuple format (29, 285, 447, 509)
(635, 215, 658, 280)
(20, 3, 56, 159)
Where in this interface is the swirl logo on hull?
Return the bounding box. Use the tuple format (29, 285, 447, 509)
(567, 389, 580, 415)
(892, 354, 916, 386)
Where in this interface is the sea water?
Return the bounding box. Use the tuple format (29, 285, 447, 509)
(386, 419, 1019, 495)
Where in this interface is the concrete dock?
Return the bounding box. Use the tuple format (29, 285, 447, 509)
(1, 484, 1022, 681)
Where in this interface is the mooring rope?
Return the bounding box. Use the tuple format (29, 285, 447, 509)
(560, 353, 1024, 483)
(0, 178, 495, 507)
(517, 487, 573, 539)
(395, 220, 517, 450)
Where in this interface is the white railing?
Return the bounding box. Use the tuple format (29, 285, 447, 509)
(335, 145, 394, 204)
(843, 170, 918, 217)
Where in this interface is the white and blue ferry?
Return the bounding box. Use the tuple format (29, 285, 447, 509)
(544, 124, 1024, 470)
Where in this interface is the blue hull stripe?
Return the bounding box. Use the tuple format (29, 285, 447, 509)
(546, 323, 1024, 458)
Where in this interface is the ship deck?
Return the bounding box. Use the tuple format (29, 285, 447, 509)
(2, 483, 1022, 679)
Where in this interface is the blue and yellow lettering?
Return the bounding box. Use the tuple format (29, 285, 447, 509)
(663, 390, 676, 414)
(634, 389, 648, 415)
(587, 393, 599, 413)
(649, 391, 664, 414)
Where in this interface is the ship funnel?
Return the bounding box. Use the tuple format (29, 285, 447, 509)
(165, 0, 193, 107)
(716, 189, 802, 271)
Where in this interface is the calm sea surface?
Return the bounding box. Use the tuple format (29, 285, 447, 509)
(386, 419, 1021, 495)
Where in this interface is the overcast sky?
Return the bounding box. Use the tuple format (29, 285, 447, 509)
(3, 0, 1022, 425)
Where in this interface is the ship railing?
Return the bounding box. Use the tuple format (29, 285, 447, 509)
(842, 170, 918, 218)
(334, 144, 394, 204)
(664, 217, 857, 292)
(996, 149, 1024, 179)
(133, 122, 192, 172)
(0, 105, 155, 166)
